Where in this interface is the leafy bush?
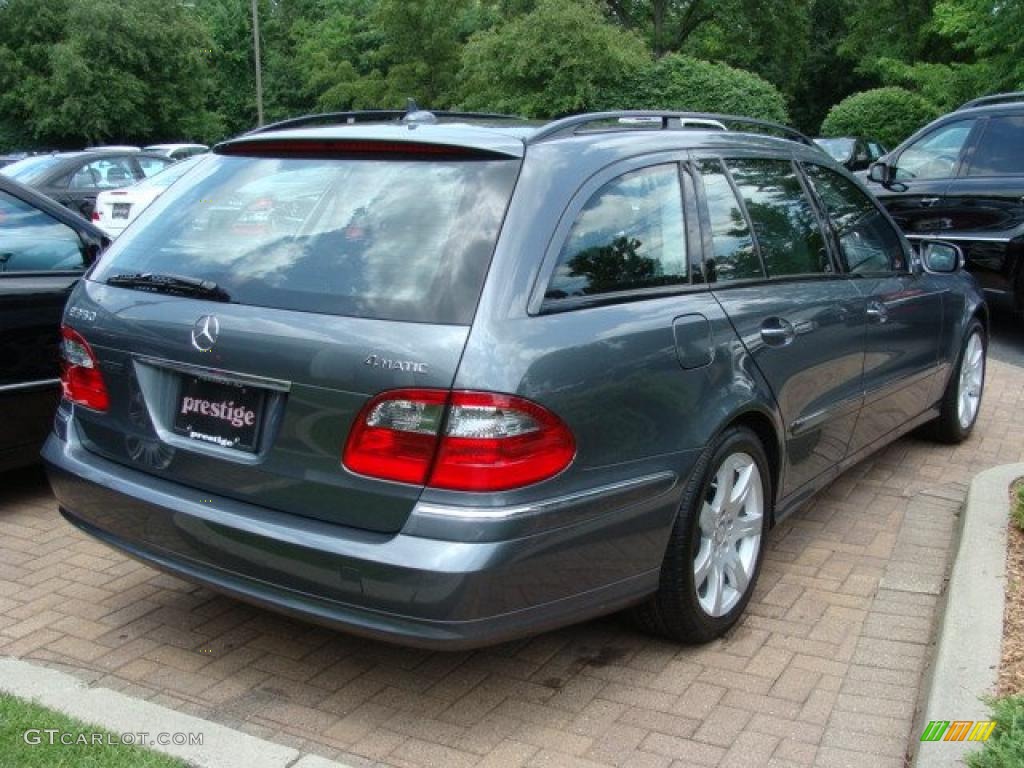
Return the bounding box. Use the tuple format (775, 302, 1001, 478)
(967, 695, 1024, 768)
(618, 55, 790, 124)
(820, 87, 941, 147)
(457, 0, 649, 117)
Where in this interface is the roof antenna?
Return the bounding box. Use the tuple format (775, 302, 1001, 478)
(402, 98, 437, 125)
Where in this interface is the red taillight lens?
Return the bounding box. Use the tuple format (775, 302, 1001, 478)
(91, 210, 100, 221)
(342, 390, 576, 492)
(343, 389, 449, 485)
(59, 325, 109, 411)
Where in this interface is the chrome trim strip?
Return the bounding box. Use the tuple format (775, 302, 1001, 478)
(413, 471, 678, 522)
(0, 378, 60, 394)
(906, 233, 1013, 243)
(133, 355, 291, 392)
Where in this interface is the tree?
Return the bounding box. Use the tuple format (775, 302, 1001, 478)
(618, 55, 790, 123)
(458, 0, 650, 117)
(933, 0, 1024, 93)
(0, 0, 219, 147)
(820, 87, 940, 147)
(605, 0, 719, 57)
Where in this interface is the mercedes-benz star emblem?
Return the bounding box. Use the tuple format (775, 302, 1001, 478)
(191, 315, 220, 352)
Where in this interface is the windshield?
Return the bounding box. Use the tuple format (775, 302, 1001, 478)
(814, 138, 855, 162)
(0, 154, 64, 184)
(90, 152, 520, 324)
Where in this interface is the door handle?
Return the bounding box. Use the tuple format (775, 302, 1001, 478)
(760, 318, 796, 346)
(866, 301, 889, 323)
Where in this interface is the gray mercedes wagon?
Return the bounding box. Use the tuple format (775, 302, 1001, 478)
(44, 109, 988, 649)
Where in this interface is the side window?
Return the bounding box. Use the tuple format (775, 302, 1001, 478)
(725, 158, 830, 278)
(138, 156, 172, 177)
(895, 120, 975, 181)
(968, 116, 1024, 177)
(804, 164, 907, 274)
(0, 191, 86, 272)
(545, 164, 687, 301)
(70, 157, 137, 190)
(697, 159, 763, 282)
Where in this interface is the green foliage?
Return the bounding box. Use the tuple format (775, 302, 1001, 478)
(934, 0, 1024, 93)
(871, 57, 991, 113)
(1012, 482, 1024, 532)
(457, 0, 650, 117)
(0, 693, 188, 768)
(820, 87, 940, 147)
(620, 55, 789, 123)
(967, 696, 1024, 768)
(0, 0, 220, 148)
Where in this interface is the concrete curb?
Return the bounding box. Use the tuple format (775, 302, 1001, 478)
(912, 463, 1024, 768)
(0, 657, 352, 768)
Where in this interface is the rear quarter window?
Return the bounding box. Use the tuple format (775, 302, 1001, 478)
(89, 153, 521, 324)
(543, 163, 688, 304)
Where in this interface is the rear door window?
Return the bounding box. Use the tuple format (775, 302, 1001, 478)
(544, 164, 687, 302)
(967, 116, 1024, 177)
(804, 164, 907, 274)
(725, 158, 831, 278)
(697, 159, 763, 282)
(89, 153, 520, 325)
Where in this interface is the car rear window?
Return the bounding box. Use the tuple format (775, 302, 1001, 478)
(0, 155, 64, 184)
(89, 152, 521, 324)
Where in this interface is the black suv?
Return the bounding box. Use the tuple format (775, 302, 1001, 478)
(865, 92, 1024, 313)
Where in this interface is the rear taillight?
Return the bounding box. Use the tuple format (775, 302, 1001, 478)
(91, 211, 100, 221)
(343, 390, 575, 492)
(59, 325, 109, 411)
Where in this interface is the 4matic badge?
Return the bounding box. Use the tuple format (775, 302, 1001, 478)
(364, 354, 428, 374)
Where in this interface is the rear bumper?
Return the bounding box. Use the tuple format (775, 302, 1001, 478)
(43, 416, 680, 649)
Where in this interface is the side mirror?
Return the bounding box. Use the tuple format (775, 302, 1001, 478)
(918, 240, 963, 274)
(867, 161, 893, 185)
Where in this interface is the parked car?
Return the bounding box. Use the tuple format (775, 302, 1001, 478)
(93, 155, 204, 238)
(865, 92, 1024, 313)
(0, 175, 107, 473)
(143, 144, 210, 161)
(86, 145, 141, 153)
(0, 150, 174, 219)
(43, 108, 987, 649)
(814, 136, 887, 172)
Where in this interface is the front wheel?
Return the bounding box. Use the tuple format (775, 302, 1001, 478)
(633, 426, 771, 643)
(930, 320, 986, 443)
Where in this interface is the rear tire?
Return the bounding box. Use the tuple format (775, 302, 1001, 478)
(929, 320, 986, 444)
(633, 425, 771, 643)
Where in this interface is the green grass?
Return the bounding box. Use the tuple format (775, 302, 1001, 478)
(0, 693, 189, 768)
(1012, 482, 1024, 531)
(967, 696, 1024, 767)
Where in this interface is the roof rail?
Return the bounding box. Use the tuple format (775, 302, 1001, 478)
(526, 111, 816, 147)
(246, 106, 525, 136)
(958, 92, 1024, 111)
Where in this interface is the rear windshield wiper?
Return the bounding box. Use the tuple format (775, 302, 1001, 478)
(105, 272, 232, 302)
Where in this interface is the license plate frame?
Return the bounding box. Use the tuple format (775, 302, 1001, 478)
(111, 203, 131, 220)
(172, 376, 266, 453)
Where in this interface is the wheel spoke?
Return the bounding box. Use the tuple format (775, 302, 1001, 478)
(708, 560, 725, 615)
(694, 539, 713, 587)
(728, 462, 754, 514)
(730, 514, 762, 541)
(723, 548, 750, 594)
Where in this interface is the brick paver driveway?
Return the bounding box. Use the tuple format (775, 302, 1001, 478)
(2, 359, 1023, 768)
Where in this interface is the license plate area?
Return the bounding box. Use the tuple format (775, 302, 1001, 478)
(112, 203, 131, 219)
(173, 376, 266, 452)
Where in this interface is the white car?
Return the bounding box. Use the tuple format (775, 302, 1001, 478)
(92, 155, 203, 237)
(143, 143, 209, 161)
